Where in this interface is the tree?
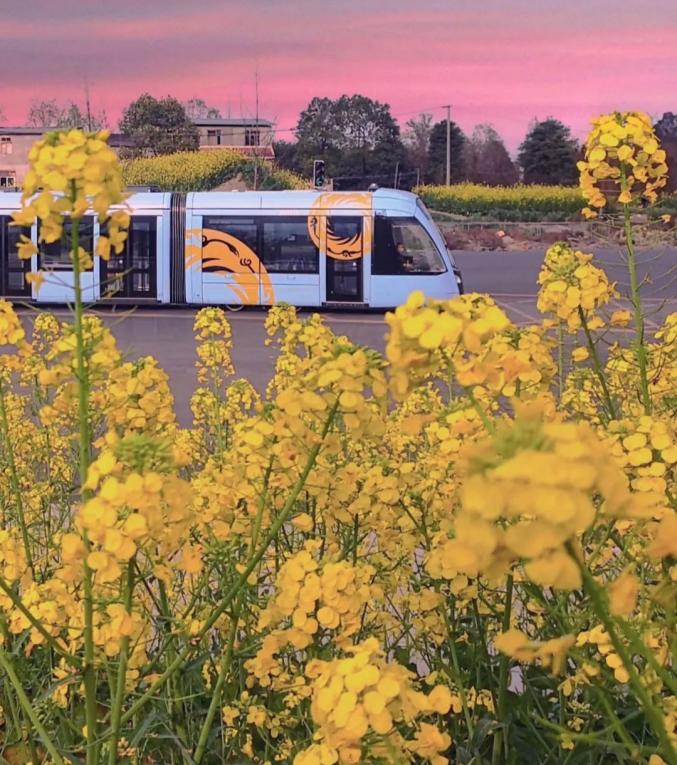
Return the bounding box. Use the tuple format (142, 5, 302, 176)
(27, 99, 63, 127)
(517, 118, 578, 185)
(119, 94, 199, 157)
(294, 95, 407, 181)
(272, 140, 299, 172)
(403, 113, 433, 180)
(654, 112, 677, 140)
(26, 99, 107, 130)
(465, 124, 518, 186)
(183, 98, 221, 120)
(654, 112, 677, 191)
(427, 120, 467, 184)
(0, 106, 6, 125)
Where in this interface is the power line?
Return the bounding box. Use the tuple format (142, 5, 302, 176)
(268, 105, 451, 136)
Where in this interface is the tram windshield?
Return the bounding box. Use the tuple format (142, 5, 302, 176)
(372, 216, 447, 275)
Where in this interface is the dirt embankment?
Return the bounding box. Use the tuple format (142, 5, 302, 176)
(438, 217, 677, 252)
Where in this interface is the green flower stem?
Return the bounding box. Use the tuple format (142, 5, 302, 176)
(556, 320, 564, 402)
(492, 573, 514, 765)
(116, 401, 339, 729)
(622, 203, 652, 414)
(533, 713, 660, 757)
(594, 686, 636, 753)
(462, 385, 495, 434)
(571, 544, 676, 763)
(69, 205, 98, 765)
(440, 598, 474, 737)
(471, 597, 499, 712)
(0, 646, 64, 764)
(578, 307, 617, 420)
(107, 559, 135, 765)
(0, 379, 35, 576)
(0, 623, 41, 765)
(193, 595, 243, 764)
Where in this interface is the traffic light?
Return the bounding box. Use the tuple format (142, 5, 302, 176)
(313, 159, 325, 188)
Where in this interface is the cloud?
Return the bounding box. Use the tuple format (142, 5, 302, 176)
(1, 0, 675, 151)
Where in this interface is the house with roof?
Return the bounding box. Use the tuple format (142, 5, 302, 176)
(193, 118, 275, 159)
(0, 127, 134, 189)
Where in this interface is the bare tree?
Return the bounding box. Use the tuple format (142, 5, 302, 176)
(0, 105, 6, 125)
(26, 99, 107, 130)
(27, 99, 63, 127)
(183, 98, 221, 120)
(403, 113, 433, 179)
(464, 124, 518, 186)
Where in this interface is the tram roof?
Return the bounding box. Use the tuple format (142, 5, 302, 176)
(1, 189, 420, 215)
(188, 188, 418, 214)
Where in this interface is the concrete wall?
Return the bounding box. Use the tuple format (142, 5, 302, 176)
(0, 134, 37, 186)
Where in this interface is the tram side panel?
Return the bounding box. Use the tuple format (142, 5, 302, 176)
(258, 213, 321, 307)
(185, 207, 323, 308)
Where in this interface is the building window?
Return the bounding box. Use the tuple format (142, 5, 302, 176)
(0, 137, 12, 155)
(372, 216, 447, 275)
(0, 173, 16, 188)
(262, 218, 319, 273)
(40, 218, 94, 270)
(206, 129, 222, 146)
(245, 128, 260, 147)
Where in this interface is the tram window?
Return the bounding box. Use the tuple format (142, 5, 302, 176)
(130, 219, 154, 272)
(5, 221, 29, 265)
(40, 217, 94, 269)
(372, 216, 446, 275)
(262, 218, 319, 273)
(203, 217, 258, 255)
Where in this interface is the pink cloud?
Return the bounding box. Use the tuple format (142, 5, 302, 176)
(1, 0, 675, 152)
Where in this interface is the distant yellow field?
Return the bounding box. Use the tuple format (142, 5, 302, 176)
(416, 182, 586, 220)
(122, 149, 308, 192)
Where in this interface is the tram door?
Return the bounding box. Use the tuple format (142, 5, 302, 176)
(325, 216, 364, 303)
(100, 217, 157, 299)
(0, 216, 31, 297)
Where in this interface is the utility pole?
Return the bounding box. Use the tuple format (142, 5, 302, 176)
(443, 104, 451, 185)
(253, 67, 259, 191)
(84, 75, 93, 131)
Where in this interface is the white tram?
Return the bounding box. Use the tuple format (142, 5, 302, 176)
(0, 189, 463, 308)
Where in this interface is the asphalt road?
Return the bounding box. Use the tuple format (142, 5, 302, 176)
(14, 247, 677, 425)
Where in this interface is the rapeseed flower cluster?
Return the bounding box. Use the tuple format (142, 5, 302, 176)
(536, 242, 617, 330)
(578, 111, 668, 217)
(0, 125, 674, 765)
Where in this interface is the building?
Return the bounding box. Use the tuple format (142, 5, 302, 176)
(0, 127, 134, 189)
(193, 118, 275, 159)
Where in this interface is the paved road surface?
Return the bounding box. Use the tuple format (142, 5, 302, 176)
(15, 247, 677, 425)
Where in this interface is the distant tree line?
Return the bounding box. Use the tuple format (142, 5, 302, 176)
(3, 94, 676, 190)
(272, 98, 584, 188)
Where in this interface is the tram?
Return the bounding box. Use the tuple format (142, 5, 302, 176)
(0, 188, 463, 307)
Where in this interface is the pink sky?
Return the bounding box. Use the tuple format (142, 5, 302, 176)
(1, 0, 676, 152)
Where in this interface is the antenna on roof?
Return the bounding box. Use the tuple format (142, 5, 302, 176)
(84, 74, 92, 132)
(253, 65, 259, 190)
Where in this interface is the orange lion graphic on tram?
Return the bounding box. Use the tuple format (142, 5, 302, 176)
(307, 192, 373, 261)
(185, 228, 274, 305)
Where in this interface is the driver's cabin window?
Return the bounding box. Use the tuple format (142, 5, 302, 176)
(372, 216, 446, 275)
